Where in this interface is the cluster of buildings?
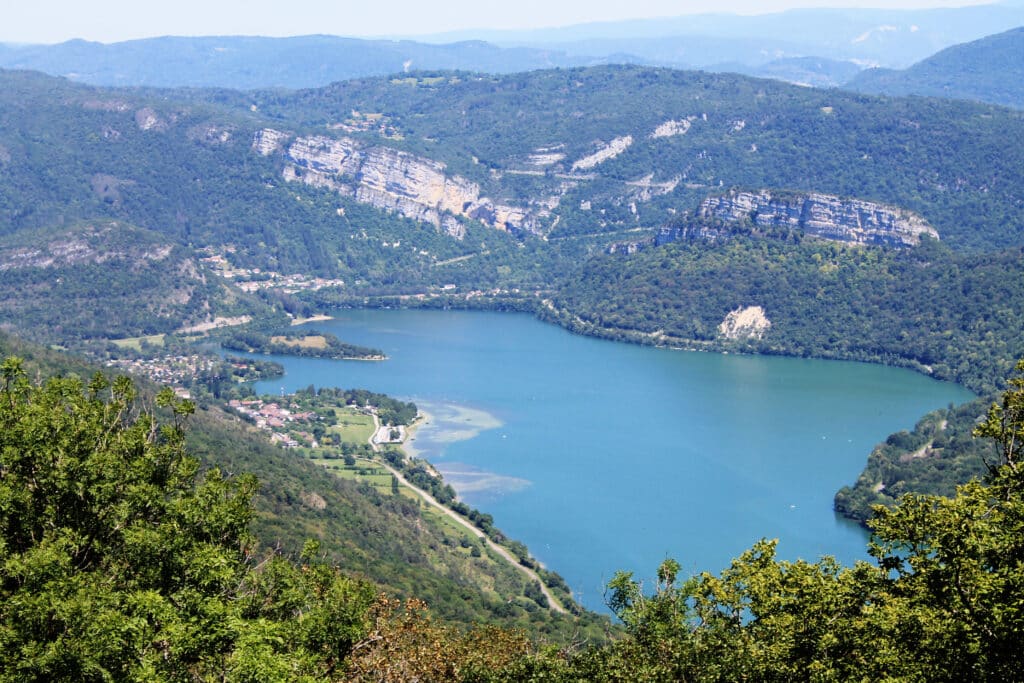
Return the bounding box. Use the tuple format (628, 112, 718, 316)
(227, 398, 318, 449)
(199, 252, 344, 294)
(105, 354, 218, 390)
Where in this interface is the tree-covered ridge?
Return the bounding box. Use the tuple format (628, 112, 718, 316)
(547, 236, 1024, 394)
(835, 395, 999, 524)
(0, 69, 519, 284)
(0, 221, 267, 342)
(4, 64, 1024, 280)
(249, 65, 1024, 250)
(849, 26, 1024, 109)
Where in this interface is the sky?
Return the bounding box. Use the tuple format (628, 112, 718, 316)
(3, 0, 997, 44)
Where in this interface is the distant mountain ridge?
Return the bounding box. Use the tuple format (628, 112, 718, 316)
(849, 26, 1024, 108)
(4, 4, 1024, 90)
(426, 3, 1024, 67)
(0, 35, 599, 89)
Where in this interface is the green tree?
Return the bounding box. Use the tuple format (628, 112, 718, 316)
(865, 358, 1024, 680)
(0, 358, 377, 681)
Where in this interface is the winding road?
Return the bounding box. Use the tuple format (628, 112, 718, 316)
(369, 413, 568, 615)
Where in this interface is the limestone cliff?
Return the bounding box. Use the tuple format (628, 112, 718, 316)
(696, 190, 938, 247)
(254, 129, 546, 238)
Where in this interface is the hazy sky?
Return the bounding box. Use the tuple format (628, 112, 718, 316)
(3, 0, 996, 44)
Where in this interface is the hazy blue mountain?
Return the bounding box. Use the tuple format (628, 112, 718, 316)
(5, 4, 1024, 91)
(719, 57, 865, 88)
(0, 32, 861, 90)
(0, 35, 599, 89)
(426, 3, 1024, 68)
(849, 26, 1024, 108)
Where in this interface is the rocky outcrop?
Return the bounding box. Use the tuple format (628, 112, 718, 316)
(627, 174, 681, 202)
(252, 128, 292, 156)
(571, 136, 633, 172)
(651, 119, 692, 138)
(606, 240, 648, 255)
(257, 129, 544, 237)
(134, 107, 167, 132)
(188, 123, 233, 145)
(697, 190, 937, 247)
(655, 223, 730, 246)
(719, 306, 771, 341)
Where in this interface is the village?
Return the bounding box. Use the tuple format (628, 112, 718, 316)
(105, 354, 220, 390)
(225, 387, 411, 454)
(104, 353, 282, 399)
(227, 397, 320, 449)
(199, 251, 345, 294)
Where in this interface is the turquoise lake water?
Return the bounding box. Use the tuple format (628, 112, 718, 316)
(252, 309, 975, 612)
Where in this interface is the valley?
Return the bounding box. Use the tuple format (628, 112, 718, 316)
(3, 7, 1024, 675)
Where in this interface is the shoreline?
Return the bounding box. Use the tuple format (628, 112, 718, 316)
(290, 314, 334, 326)
(324, 298, 980, 394)
(367, 408, 567, 615)
(400, 408, 432, 460)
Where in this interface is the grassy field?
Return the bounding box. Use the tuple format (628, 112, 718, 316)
(270, 334, 328, 349)
(109, 334, 165, 350)
(330, 408, 375, 444)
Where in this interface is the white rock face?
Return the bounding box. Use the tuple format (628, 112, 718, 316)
(252, 128, 292, 156)
(571, 136, 633, 172)
(626, 174, 681, 202)
(718, 306, 771, 341)
(699, 190, 938, 247)
(0, 224, 173, 271)
(263, 129, 544, 236)
(527, 151, 566, 166)
(651, 119, 691, 138)
(134, 108, 164, 131)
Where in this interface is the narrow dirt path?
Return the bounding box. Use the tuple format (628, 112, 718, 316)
(369, 413, 568, 615)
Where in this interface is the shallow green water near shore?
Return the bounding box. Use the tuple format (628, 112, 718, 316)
(253, 309, 974, 612)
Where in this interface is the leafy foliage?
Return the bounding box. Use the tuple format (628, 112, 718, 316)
(0, 358, 379, 680)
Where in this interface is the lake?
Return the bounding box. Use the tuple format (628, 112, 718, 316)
(252, 308, 975, 612)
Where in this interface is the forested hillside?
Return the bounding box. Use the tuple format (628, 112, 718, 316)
(0, 221, 269, 342)
(547, 235, 1024, 395)
(850, 26, 1024, 108)
(247, 66, 1024, 250)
